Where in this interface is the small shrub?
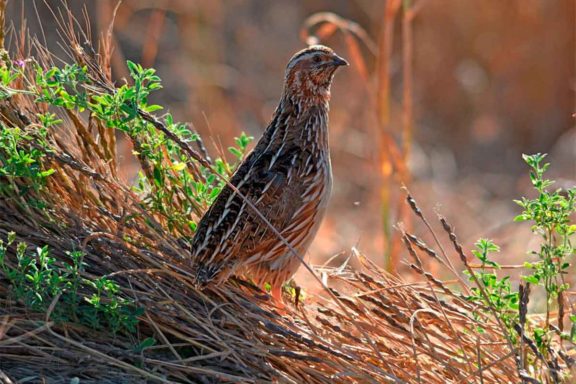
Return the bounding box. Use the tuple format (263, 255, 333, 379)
(515, 153, 576, 350)
(465, 238, 519, 339)
(464, 153, 575, 378)
(0, 232, 142, 334)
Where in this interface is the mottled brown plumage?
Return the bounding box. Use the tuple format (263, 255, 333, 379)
(190, 45, 347, 303)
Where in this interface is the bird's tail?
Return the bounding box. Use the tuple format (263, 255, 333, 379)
(193, 263, 224, 287)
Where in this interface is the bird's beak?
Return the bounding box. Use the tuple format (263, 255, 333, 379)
(331, 54, 349, 67)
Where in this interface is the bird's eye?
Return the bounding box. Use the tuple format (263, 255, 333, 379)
(313, 55, 322, 63)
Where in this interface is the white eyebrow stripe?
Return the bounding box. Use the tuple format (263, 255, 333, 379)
(286, 46, 333, 69)
(286, 52, 314, 69)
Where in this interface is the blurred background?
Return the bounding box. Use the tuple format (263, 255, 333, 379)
(7, 0, 575, 280)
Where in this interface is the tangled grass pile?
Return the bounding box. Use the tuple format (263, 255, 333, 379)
(0, 5, 574, 383)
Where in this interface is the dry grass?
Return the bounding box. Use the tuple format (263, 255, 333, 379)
(0, 4, 572, 384)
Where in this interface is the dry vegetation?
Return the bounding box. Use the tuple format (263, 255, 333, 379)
(0, 2, 574, 383)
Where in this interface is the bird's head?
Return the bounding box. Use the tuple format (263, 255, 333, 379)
(283, 45, 348, 102)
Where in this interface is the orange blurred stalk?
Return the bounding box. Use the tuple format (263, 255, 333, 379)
(376, 0, 400, 272)
(0, 0, 5, 50)
(378, 0, 423, 273)
(390, 0, 417, 269)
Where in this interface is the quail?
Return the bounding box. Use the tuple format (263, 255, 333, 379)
(191, 45, 348, 305)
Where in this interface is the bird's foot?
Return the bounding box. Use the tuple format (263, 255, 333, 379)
(270, 285, 287, 313)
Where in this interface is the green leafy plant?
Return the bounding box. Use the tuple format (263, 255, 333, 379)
(33, 59, 252, 235)
(0, 232, 141, 334)
(0, 56, 254, 237)
(0, 126, 54, 190)
(464, 153, 575, 367)
(465, 239, 519, 338)
(514, 153, 576, 349)
(0, 125, 56, 214)
(35, 63, 89, 110)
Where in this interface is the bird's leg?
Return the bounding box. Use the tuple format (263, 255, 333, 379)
(270, 285, 286, 310)
(293, 285, 302, 308)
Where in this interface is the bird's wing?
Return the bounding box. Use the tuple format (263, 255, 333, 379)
(190, 141, 312, 283)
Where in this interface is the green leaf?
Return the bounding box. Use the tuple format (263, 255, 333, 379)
(522, 275, 539, 284)
(134, 337, 156, 353)
(228, 146, 243, 159)
(209, 187, 221, 200)
(40, 168, 56, 177)
(126, 60, 139, 75)
(143, 104, 163, 113)
(152, 166, 164, 187)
